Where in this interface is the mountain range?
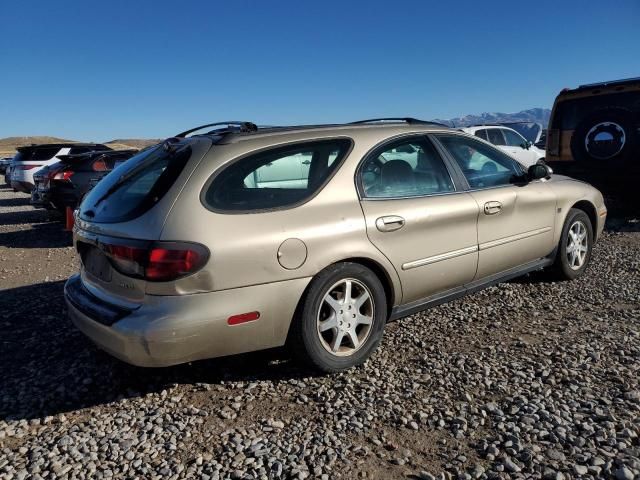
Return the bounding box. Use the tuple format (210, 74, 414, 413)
(0, 108, 552, 157)
(434, 108, 551, 128)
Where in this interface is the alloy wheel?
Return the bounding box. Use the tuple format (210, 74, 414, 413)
(316, 278, 374, 356)
(566, 220, 589, 270)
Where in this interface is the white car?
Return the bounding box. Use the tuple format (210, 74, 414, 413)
(10, 143, 110, 193)
(461, 125, 545, 167)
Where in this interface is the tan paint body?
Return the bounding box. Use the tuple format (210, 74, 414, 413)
(67, 125, 606, 367)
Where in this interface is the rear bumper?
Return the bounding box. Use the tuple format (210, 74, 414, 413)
(65, 273, 310, 367)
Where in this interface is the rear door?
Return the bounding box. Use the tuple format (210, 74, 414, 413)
(357, 134, 478, 304)
(435, 133, 556, 279)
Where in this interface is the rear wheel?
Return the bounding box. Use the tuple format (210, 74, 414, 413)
(552, 208, 593, 280)
(290, 262, 387, 373)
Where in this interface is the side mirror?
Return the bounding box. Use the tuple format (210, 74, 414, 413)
(521, 141, 532, 150)
(527, 163, 551, 180)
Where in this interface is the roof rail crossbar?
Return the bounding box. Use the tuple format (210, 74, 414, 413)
(349, 117, 449, 127)
(175, 121, 258, 138)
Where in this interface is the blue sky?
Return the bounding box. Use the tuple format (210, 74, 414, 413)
(0, 0, 638, 141)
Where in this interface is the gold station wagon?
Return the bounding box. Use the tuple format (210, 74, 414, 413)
(65, 119, 606, 372)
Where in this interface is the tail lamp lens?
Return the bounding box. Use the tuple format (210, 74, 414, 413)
(52, 170, 74, 181)
(93, 159, 108, 171)
(100, 241, 208, 281)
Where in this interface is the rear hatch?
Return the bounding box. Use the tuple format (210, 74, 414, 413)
(74, 137, 212, 306)
(12, 146, 64, 180)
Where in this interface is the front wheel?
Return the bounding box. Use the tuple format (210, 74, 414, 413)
(290, 262, 387, 373)
(551, 208, 593, 280)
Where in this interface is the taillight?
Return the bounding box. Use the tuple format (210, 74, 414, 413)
(52, 170, 74, 181)
(100, 241, 209, 282)
(102, 243, 148, 278)
(547, 129, 560, 156)
(93, 159, 108, 171)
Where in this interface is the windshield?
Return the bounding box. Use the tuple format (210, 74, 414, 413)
(81, 143, 191, 223)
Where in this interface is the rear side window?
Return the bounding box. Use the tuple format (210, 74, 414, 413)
(486, 129, 506, 146)
(204, 139, 351, 212)
(81, 144, 191, 223)
(359, 137, 454, 198)
(475, 129, 488, 141)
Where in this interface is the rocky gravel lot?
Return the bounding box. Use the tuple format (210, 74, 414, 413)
(0, 185, 638, 480)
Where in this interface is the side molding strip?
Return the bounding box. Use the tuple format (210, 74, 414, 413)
(402, 245, 478, 271)
(479, 226, 552, 251)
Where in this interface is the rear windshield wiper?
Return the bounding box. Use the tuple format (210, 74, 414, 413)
(92, 167, 143, 208)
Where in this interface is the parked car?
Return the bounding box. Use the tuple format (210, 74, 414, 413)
(0, 157, 13, 175)
(546, 77, 640, 174)
(461, 125, 546, 167)
(30, 163, 60, 209)
(3, 159, 14, 187)
(31, 149, 138, 213)
(11, 143, 111, 193)
(65, 119, 606, 372)
(498, 122, 545, 148)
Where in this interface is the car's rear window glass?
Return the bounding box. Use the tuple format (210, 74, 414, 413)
(18, 147, 62, 161)
(81, 143, 192, 223)
(552, 91, 640, 130)
(203, 139, 351, 212)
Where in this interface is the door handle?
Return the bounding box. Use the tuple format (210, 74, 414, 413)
(484, 201, 502, 215)
(376, 215, 405, 232)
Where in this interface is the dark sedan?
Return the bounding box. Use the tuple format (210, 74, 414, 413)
(31, 149, 138, 213)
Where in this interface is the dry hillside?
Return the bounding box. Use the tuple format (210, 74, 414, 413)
(0, 136, 161, 157)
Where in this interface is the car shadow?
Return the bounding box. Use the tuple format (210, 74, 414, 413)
(0, 195, 32, 208)
(0, 280, 315, 421)
(0, 221, 72, 248)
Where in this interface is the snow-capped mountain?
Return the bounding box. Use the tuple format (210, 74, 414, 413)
(434, 108, 551, 128)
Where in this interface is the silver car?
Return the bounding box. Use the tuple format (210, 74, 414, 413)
(65, 119, 606, 372)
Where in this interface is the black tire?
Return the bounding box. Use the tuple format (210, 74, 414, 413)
(551, 208, 594, 280)
(570, 107, 638, 166)
(289, 262, 387, 373)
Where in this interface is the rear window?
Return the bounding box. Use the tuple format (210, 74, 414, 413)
(31, 147, 64, 161)
(203, 139, 351, 212)
(552, 91, 640, 130)
(15, 147, 62, 161)
(81, 143, 192, 223)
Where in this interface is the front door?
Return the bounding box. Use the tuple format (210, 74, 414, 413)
(357, 135, 479, 304)
(435, 133, 557, 279)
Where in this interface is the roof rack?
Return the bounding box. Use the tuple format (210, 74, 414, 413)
(577, 77, 640, 90)
(349, 117, 449, 127)
(175, 121, 258, 138)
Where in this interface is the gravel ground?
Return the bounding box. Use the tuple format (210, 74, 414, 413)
(0, 184, 638, 480)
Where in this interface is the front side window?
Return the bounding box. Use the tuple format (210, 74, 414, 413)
(359, 137, 454, 198)
(486, 128, 506, 146)
(204, 139, 351, 212)
(436, 135, 524, 189)
(502, 129, 526, 147)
